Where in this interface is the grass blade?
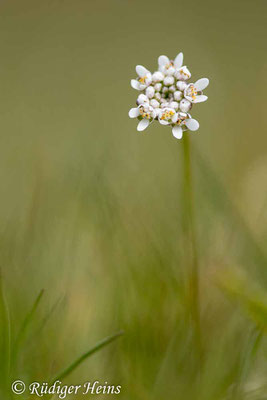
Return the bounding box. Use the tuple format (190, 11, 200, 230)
(31, 294, 65, 340)
(12, 289, 44, 369)
(16, 289, 44, 346)
(51, 331, 123, 383)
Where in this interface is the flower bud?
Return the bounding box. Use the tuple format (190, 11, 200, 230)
(152, 71, 164, 82)
(137, 94, 149, 105)
(170, 101, 179, 110)
(179, 99, 192, 112)
(161, 101, 169, 108)
(174, 90, 182, 101)
(146, 86, 155, 99)
(176, 81, 187, 91)
(163, 76, 175, 86)
(150, 99, 160, 108)
(169, 85, 176, 93)
(154, 92, 161, 101)
(162, 86, 169, 94)
(154, 83, 162, 92)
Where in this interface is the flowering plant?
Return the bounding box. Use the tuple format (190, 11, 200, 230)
(129, 53, 209, 139)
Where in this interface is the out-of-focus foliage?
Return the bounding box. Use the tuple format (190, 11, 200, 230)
(0, 0, 266, 399)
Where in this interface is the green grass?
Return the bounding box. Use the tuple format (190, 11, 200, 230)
(0, 140, 266, 400)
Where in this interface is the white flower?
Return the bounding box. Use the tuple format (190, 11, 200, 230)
(129, 52, 209, 138)
(158, 53, 184, 75)
(131, 65, 152, 91)
(128, 104, 156, 131)
(184, 78, 209, 103)
(158, 108, 177, 125)
(172, 113, 199, 139)
(174, 66, 191, 80)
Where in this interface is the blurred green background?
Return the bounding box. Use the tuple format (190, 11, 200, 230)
(0, 0, 266, 399)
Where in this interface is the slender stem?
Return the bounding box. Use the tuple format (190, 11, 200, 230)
(182, 134, 202, 361)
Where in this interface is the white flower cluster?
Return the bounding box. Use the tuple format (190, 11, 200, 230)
(129, 53, 209, 139)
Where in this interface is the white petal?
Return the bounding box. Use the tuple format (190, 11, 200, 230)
(158, 55, 169, 66)
(194, 95, 208, 103)
(154, 108, 161, 117)
(174, 52, 183, 68)
(171, 113, 178, 123)
(128, 107, 140, 118)
(139, 83, 147, 90)
(185, 119, 199, 131)
(176, 66, 191, 80)
(137, 119, 150, 131)
(131, 79, 141, 90)
(172, 126, 183, 139)
(150, 109, 157, 119)
(159, 119, 169, 125)
(194, 78, 209, 91)
(136, 65, 148, 78)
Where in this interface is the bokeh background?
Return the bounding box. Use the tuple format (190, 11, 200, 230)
(0, 0, 267, 399)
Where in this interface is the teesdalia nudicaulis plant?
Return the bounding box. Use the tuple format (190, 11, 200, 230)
(129, 53, 209, 139)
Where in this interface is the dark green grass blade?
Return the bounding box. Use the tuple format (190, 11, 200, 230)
(50, 331, 123, 383)
(31, 294, 65, 340)
(12, 289, 44, 368)
(15, 289, 44, 346)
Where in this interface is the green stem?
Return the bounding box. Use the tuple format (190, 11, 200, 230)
(182, 135, 202, 361)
